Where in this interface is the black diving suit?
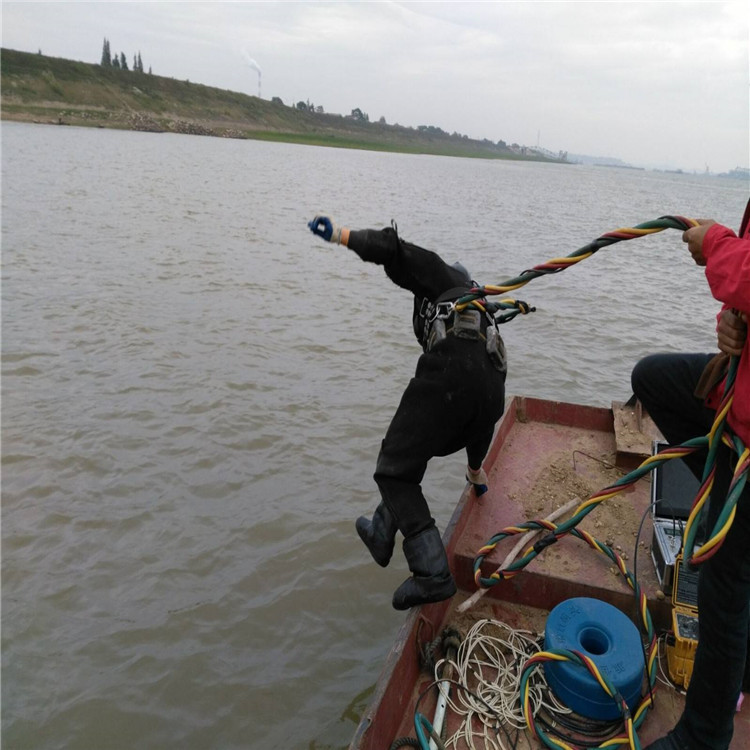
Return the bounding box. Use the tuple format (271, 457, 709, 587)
(345, 225, 507, 542)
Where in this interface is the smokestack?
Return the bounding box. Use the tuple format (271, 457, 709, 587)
(242, 49, 262, 99)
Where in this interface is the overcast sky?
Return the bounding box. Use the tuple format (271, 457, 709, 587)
(2, 1, 748, 173)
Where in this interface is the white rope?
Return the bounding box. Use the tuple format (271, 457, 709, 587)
(434, 618, 567, 749)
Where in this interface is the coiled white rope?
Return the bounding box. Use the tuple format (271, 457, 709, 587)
(433, 618, 571, 750)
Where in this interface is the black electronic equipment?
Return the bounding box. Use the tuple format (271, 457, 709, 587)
(650, 440, 701, 594)
(650, 440, 700, 521)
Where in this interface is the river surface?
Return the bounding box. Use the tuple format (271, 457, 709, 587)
(1, 121, 747, 749)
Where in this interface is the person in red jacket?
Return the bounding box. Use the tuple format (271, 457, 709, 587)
(632, 199, 750, 750)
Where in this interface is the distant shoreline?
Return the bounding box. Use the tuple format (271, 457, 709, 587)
(0, 47, 566, 164)
(0, 107, 563, 162)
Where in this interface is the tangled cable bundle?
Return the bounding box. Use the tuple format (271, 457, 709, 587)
(421, 618, 631, 750)
(432, 619, 568, 749)
(515, 534, 657, 750)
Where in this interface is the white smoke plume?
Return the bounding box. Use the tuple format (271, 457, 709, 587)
(241, 48, 262, 97)
(242, 48, 261, 74)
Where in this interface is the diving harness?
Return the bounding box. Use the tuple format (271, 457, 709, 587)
(418, 288, 531, 375)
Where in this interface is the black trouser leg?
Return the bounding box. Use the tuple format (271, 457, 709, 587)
(631, 352, 716, 478)
(372, 351, 504, 537)
(677, 445, 750, 750)
(365, 348, 504, 608)
(466, 423, 495, 472)
(372, 363, 460, 538)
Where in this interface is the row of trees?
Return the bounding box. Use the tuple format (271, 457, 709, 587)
(291, 99, 325, 114)
(287, 99, 371, 122)
(267, 97, 517, 149)
(100, 38, 150, 74)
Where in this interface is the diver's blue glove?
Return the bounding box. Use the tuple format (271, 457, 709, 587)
(308, 215, 343, 244)
(466, 465, 489, 497)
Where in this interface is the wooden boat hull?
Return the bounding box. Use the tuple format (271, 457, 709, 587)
(349, 395, 750, 749)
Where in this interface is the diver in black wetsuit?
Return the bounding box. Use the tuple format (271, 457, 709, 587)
(308, 216, 508, 610)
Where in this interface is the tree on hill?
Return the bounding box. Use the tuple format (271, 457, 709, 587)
(100, 37, 111, 66)
(100, 38, 147, 72)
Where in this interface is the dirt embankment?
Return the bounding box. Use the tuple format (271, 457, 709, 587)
(1, 48, 565, 162)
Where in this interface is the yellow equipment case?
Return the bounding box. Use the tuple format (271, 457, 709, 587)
(666, 554, 700, 688)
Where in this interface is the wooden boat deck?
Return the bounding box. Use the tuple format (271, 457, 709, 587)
(351, 396, 750, 749)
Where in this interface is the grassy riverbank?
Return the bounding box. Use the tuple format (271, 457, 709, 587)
(1, 48, 564, 162)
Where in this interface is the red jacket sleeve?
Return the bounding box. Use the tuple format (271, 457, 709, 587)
(703, 223, 750, 315)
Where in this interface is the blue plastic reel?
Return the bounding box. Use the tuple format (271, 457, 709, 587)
(543, 597, 644, 720)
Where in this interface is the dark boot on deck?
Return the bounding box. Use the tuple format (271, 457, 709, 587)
(356, 502, 397, 567)
(392, 526, 456, 610)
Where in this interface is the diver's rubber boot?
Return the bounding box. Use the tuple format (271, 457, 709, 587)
(355, 502, 397, 567)
(392, 526, 456, 610)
